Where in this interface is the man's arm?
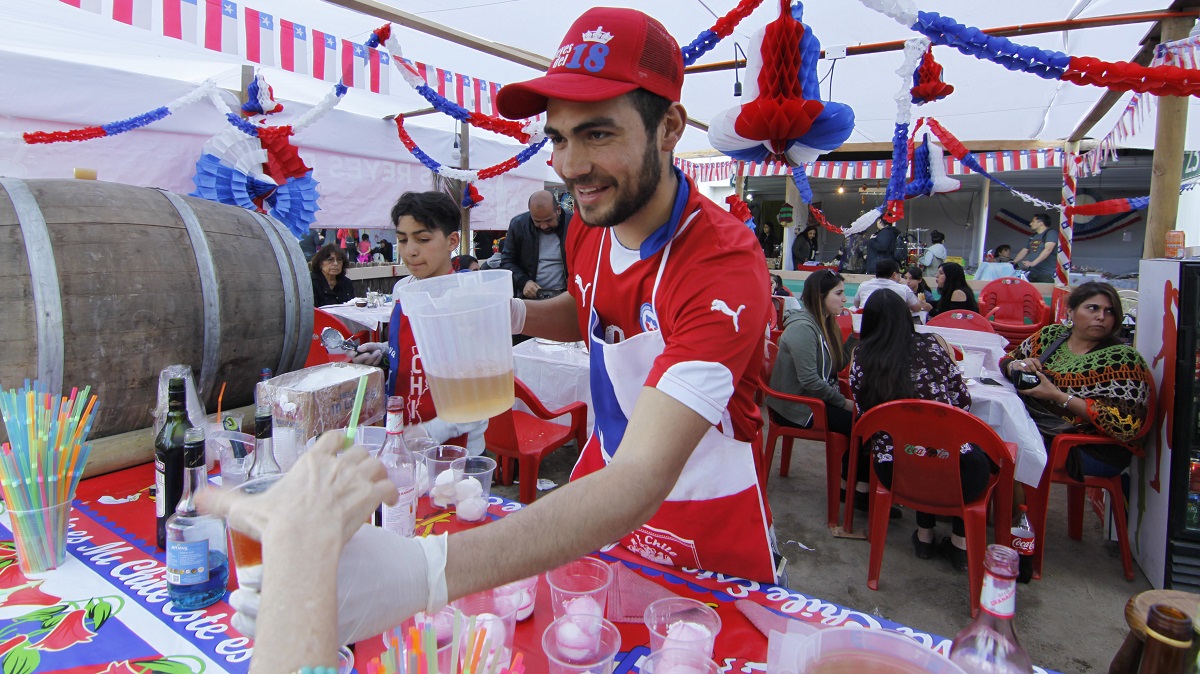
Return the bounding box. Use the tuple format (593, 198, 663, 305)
(1011, 246, 1030, 265)
(444, 387, 709, 599)
(1026, 240, 1057, 267)
(518, 292, 584, 342)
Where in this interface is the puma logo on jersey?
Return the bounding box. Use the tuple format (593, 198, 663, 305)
(710, 299, 746, 332)
(575, 274, 591, 304)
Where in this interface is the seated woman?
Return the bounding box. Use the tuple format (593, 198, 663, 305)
(771, 274, 793, 297)
(1000, 282, 1153, 480)
(902, 265, 934, 306)
(850, 290, 992, 570)
(929, 261, 979, 318)
(310, 244, 355, 307)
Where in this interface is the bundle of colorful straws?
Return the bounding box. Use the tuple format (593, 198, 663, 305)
(371, 612, 526, 674)
(0, 380, 97, 512)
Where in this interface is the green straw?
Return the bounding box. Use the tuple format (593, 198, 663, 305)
(344, 375, 368, 449)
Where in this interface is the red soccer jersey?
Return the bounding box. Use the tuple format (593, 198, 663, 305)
(566, 173, 770, 442)
(387, 278, 437, 426)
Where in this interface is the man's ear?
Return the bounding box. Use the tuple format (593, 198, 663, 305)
(448, 230, 461, 251)
(660, 102, 687, 153)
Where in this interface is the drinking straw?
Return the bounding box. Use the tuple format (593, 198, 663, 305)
(450, 610, 462, 674)
(423, 619, 436, 674)
(216, 382, 226, 426)
(345, 375, 368, 449)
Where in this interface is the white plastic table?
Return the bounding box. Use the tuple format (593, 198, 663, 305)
(320, 301, 395, 337)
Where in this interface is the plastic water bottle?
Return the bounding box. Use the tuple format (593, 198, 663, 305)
(1010, 504, 1035, 584)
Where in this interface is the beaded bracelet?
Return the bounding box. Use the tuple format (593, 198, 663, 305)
(295, 667, 338, 674)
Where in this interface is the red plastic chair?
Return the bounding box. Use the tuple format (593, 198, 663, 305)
(306, 308, 370, 367)
(978, 278, 1049, 348)
(851, 400, 1016, 616)
(760, 342, 854, 528)
(835, 313, 854, 337)
(927, 310, 998, 334)
(1024, 385, 1156, 582)
(770, 296, 787, 331)
(484, 378, 588, 504)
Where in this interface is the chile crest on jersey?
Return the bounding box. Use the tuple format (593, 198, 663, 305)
(639, 302, 660, 332)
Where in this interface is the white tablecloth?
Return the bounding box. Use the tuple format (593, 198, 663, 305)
(513, 338, 594, 433)
(921, 325, 1046, 486)
(320, 301, 395, 334)
(974, 262, 1016, 281)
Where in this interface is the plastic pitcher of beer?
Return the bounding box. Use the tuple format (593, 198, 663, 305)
(397, 269, 515, 422)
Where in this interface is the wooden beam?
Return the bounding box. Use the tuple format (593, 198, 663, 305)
(1145, 17, 1193, 259)
(323, 0, 550, 69)
(678, 139, 1072, 161)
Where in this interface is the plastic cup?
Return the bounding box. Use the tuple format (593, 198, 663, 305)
(228, 474, 284, 586)
(336, 646, 354, 674)
(8, 502, 71, 575)
(456, 456, 497, 523)
(545, 557, 612, 620)
(409, 436, 440, 497)
(641, 649, 720, 674)
(452, 585, 521, 659)
(959, 350, 986, 380)
(306, 426, 388, 456)
(795, 627, 968, 674)
(644, 597, 722, 656)
(423, 446, 467, 510)
(503, 575, 539, 622)
(542, 615, 621, 674)
(396, 270, 515, 423)
(851, 312, 863, 334)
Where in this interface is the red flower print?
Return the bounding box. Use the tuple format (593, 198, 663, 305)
(33, 610, 95, 652)
(96, 661, 142, 674)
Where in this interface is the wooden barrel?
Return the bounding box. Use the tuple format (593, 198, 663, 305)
(0, 178, 312, 444)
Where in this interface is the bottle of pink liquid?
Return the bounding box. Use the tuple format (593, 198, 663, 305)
(949, 544, 1034, 673)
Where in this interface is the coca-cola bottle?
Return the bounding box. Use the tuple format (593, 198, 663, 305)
(1011, 504, 1035, 584)
(950, 544, 1034, 673)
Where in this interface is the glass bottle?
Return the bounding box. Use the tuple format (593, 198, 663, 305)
(1138, 604, 1193, 674)
(378, 396, 417, 538)
(166, 427, 229, 610)
(247, 404, 282, 479)
(950, 544, 1034, 673)
(155, 377, 193, 550)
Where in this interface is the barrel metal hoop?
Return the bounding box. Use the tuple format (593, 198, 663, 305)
(250, 212, 298, 376)
(161, 192, 222, 401)
(0, 177, 64, 393)
(254, 214, 314, 373)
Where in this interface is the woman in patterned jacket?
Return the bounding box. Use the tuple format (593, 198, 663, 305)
(1001, 282, 1153, 480)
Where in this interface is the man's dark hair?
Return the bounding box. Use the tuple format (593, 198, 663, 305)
(627, 89, 672, 141)
(875, 259, 899, 279)
(930, 230, 945, 244)
(1031, 213, 1052, 229)
(390, 191, 461, 237)
(996, 244, 1011, 255)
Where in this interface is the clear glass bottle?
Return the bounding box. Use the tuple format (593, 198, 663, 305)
(950, 544, 1034, 673)
(378, 396, 417, 538)
(166, 427, 229, 610)
(155, 377, 193, 550)
(247, 404, 282, 479)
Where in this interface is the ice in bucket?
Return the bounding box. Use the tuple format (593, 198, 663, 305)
(397, 270, 515, 422)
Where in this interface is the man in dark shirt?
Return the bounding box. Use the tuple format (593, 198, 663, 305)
(1012, 214, 1058, 283)
(500, 191, 570, 299)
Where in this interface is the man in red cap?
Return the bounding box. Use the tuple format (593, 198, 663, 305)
(211, 9, 778, 649)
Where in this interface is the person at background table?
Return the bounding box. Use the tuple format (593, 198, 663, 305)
(310, 244, 354, 307)
(451, 254, 480, 272)
(298, 228, 324, 262)
(919, 229, 946, 277)
(993, 243, 1013, 263)
(351, 192, 488, 455)
(771, 274, 792, 297)
(768, 270, 861, 498)
(501, 190, 571, 299)
(902, 265, 934, 306)
(1000, 282, 1153, 481)
(1011, 214, 1057, 283)
(928, 262, 979, 318)
(864, 216, 899, 275)
(215, 8, 780, 657)
(792, 225, 819, 269)
(851, 290, 993, 571)
(371, 235, 394, 264)
(854, 259, 931, 313)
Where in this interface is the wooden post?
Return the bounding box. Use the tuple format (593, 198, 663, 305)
(238, 65, 255, 107)
(1145, 18, 1192, 259)
(458, 122, 471, 255)
(1058, 142, 1079, 286)
(972, 178, 991, 267)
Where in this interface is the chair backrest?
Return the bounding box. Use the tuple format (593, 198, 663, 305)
(835, 313, 853, 338)
(979, 277, 1047, 324)
(927, 310, 997, 334)
(852, 400, 1008, 510)
(770, 296, 787, 330)
(484, 378, 528, 448)
(762, 341, 830, 432)
(306, 308, 355, 366)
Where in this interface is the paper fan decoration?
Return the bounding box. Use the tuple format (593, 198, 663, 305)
(911, 46, 954, 105)
(725, 194, 756, 231)
(708, 0, 855, 203)
(202, 128, 269, 177)
(461, 183, 484, 208)
(242, 73, 284, 117)
(904, 128, 959, 198)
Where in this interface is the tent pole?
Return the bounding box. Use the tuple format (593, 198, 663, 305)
(783, 175, 803, 271)
(238, 65, 254, 108)
(973, 178, 991, 269)
(1145, 18, 1192, 259)
(1057, 142, 1078, 287)
(459, 122, 471, 256)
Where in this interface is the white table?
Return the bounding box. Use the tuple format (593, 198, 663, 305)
(921, 325, 1047, 486)
(974, 262, 1016, 281)
(513, 338, 594, 433)
(320, 301, 395, 336)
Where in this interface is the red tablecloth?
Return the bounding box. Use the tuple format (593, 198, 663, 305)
(0, 463, 1056, 673)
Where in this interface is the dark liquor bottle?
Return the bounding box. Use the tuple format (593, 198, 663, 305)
(155, 378, 193, 550)
(166, 428, 229, 609)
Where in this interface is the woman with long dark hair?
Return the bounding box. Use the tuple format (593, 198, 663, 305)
(902, 266, 934, 305)
(851, 291, 992, 570)
(929, 262, 979, 318)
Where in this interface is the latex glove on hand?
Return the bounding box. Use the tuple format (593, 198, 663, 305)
(352, 342, 386, 367)
(229, 526, 449, 644)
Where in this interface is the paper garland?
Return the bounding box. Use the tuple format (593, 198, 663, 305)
(393, 115, 548, 184)
(681, 0, 768, 66)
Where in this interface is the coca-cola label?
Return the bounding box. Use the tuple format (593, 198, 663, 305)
(1011, 533, 1035, 556)
(980, 573, 1016, 618)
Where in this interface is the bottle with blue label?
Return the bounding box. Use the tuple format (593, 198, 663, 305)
(166, 427, 229, 610)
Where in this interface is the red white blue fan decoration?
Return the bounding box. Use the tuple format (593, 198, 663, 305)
(707, 0, 855, 204)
